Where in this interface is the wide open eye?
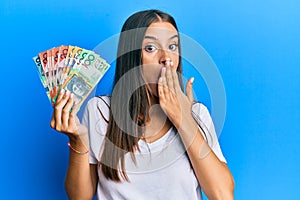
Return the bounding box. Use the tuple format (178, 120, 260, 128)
(169, 43, 178, 51)
(144, 45, 157, 52)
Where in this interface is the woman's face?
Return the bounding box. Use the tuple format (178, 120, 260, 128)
(141, 21, 179, 96)
(72, 82, 85, 97)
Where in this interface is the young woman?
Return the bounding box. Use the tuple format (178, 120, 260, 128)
(50, 9, 234, 200)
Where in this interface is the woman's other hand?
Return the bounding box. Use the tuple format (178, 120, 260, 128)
(50, 89, 88, 147)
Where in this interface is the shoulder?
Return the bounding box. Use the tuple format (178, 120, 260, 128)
(191, 101, 227, 163)
(191, 101, 216, 145)
(86, 95, 111, 110)
(82, 95, 111, 126)
(192, 101, 211, 121)
(192, 101, 208, 112)
(82, 96, 111, 163)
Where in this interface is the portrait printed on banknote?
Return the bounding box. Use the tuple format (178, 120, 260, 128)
(65, 74, 91, 103)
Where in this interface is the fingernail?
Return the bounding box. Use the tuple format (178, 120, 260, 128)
(66, 90, 70, 95)
(170, 61, 174, 66)
(60, 89, 65, 94)
(162, 67, 166, 74)
(190, 77, 194, 84)
(166, 60, 170, 66)
(70, 93, 74, 98)
(159, 77, 163, 83)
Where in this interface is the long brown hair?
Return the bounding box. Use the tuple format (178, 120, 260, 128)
(100, 9, 183, 182)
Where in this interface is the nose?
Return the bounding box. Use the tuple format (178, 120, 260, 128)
(159, 49, 172, 66)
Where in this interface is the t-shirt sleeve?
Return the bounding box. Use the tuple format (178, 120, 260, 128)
(191, 102, 227, 163)
(81, 96, 110, 164)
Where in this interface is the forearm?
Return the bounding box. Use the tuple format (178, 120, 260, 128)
(50, 90, 97, 199)
(157, 64, 234, 198)
(65, 137, 97, 200)
(178, 118, 234, 200)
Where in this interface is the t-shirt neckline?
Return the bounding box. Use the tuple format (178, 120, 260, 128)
(137, 127, 175, 153)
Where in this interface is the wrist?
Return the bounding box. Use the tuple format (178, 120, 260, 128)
(177, 115, 202, 147)
(68, 135, 89, 153)
(67, 142, 89, 155)
(176, 113, 197, 133)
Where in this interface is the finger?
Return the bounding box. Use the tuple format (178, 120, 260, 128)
(54, 90, 69, 130)
(171, 66, 182, 93)
(50, 113, 55, 129)
(186, 77, 194, 102)
(56, 90, 70, 107)
(62, 92, 74, 128)
(50, 89, 63, 129)
(70, 100, 80, 117)
(69, 101, 80, 126)
(55, 89, 66, 105)
(158, 67, 166, 100)
(166, 65, 174, 92)
(158, 77, 166, 100)
(160, 67, 170, 100)
(170, 61, 174, 69)
(69, 103, 80, 136)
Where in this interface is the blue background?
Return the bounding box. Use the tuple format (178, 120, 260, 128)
(1, 0, 299, 199)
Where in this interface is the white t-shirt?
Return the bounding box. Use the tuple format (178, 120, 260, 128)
(82, 96, 226, 200)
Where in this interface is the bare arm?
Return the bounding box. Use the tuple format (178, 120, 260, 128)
(64, 137, 98, 200)
(158, 64, 234, 199)
(178, 116, 234, 200)
(50, 90, 98, 200)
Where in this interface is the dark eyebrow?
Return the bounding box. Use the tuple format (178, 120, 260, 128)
(144, 35, 179, 40)
(169, 35, 179, 40)
(144, 35, 158, 40)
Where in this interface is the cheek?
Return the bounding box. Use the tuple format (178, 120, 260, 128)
(142, 64, 162, 84)
(171, 53, 180, 69)
(142, 52, 161, 83)
(142, 50, 157, 64)
(142, 65, 161, 97)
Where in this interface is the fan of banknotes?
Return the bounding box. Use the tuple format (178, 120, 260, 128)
(33, 45, 110, 107)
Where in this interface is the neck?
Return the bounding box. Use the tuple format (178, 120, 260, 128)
(142, 94, 172, 143)
(148, 94, 159, 106)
